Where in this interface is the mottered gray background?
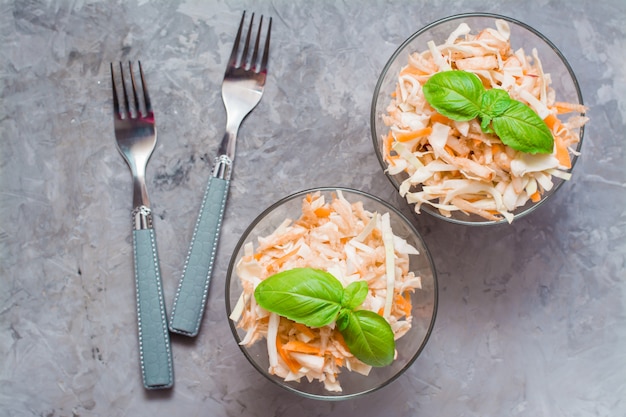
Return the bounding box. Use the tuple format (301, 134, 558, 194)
(1, 0, 625, 416)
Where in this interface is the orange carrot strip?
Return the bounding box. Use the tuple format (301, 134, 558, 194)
(400, 66, 427, 77)
(333, 331, 350, 352)
(554, 134, 572, 169)
(430, 112, 453, 125)
(530, 191, 542, 203)
(491, 143, 504, 156)
(292, 322, 317, 341)
(394, 292, 412, 318)
(395, 127, 432, 142)
(276, 336, 301, 373)
(314, 206, 332, 218)
(384, 131, 398, 166)
(267, 247, 299, 272)
(282, 340, 322, 355)
(553, 101, 586, 114)
(543, 113, 561, 131)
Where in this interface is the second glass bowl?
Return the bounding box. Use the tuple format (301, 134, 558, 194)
(225, 187, 438, 400)
(371, 13, 586, 225)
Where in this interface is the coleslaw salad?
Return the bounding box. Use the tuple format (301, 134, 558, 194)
(381, 19, 588, 222)
(229, 191, 423, 392)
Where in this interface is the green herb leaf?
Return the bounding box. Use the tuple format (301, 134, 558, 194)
(341, 281, 369, 310)
(491, 100, 554, 154)
(336, 309, 395, 367)
(421, 70, 555, 155)
(480, 88, 511, 133)
(422, 70, 484, 121)
(254, 268, 344, 328)
(254, 267, 397, 367)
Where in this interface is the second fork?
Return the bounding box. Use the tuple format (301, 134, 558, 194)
(169, 12, 272, 337)
(111, 61, 173, 389)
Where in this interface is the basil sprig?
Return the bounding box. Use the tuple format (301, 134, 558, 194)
(254, 267, 395, 367)
(422, 70, 554, 154)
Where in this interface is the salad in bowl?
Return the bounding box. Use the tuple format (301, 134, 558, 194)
(226, 188, 437, 400)
(371, 13, 588, 225)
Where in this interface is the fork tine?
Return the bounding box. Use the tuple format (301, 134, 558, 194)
(111, 62, 121, 117)
(241, 13, 254, 69)
(138, 61, 152, 115)
(119, 62, 131, 118)
(129, 61, 141, 118)
(228, 11, 246, 68)
(250, 15, 262, 70)
(260, 17, 272, 73)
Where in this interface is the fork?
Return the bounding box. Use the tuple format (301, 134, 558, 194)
(169, 11, 272, 337)
(111, 61, 173, 389)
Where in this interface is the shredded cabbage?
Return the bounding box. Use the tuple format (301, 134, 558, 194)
(381, 19, 587, 222)
(230, 192, 422, 392)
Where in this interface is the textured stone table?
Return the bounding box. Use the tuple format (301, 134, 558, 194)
(1, 0, 625, 416)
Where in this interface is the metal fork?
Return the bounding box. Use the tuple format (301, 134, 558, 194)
(169, 11, 272, 337)
(111, 61, 173, 389)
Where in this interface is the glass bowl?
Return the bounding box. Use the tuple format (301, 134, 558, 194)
(225, 187, 438, 400)
(371, 13, 586, 225)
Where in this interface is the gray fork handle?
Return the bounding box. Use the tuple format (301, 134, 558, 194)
(132, 227, 174, 389)
(169, 175, 229, 336)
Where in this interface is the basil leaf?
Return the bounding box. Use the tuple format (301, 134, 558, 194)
(255, 267, 396, 367)
(336, 309, 395, 367)
(341, 281, 369, 310)
(422, 70, 484, 121)
(480, 88, 512, 133)
(481, 88, 512, 117)
(491, 100, 554, 154)
(254, 268, 344, 328)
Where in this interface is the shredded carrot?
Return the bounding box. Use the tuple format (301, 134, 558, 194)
(395, 127, 433, 142)
(292, 322, 317, 340)
(314, 206, 332, 218)
(491, 143, 504, 156)
(384, 131, 398, 166)
(430, 112, 453, 125)
(282, 340, 322, 355)
(530, 191, 542, 203)
(543, 113, 561, 131)
(394, 292, 412, 318)
(553, 134, 572, 169)
(276, 336, 301, 373)
(333, 331, 350, 352)
(400, 65, 427, 77)
(553, 101, 586, 114)
(267, 247, 300, 273)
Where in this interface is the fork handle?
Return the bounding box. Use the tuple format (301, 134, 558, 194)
(169, 175, 229, 336)
(132, 227, 174, 389)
